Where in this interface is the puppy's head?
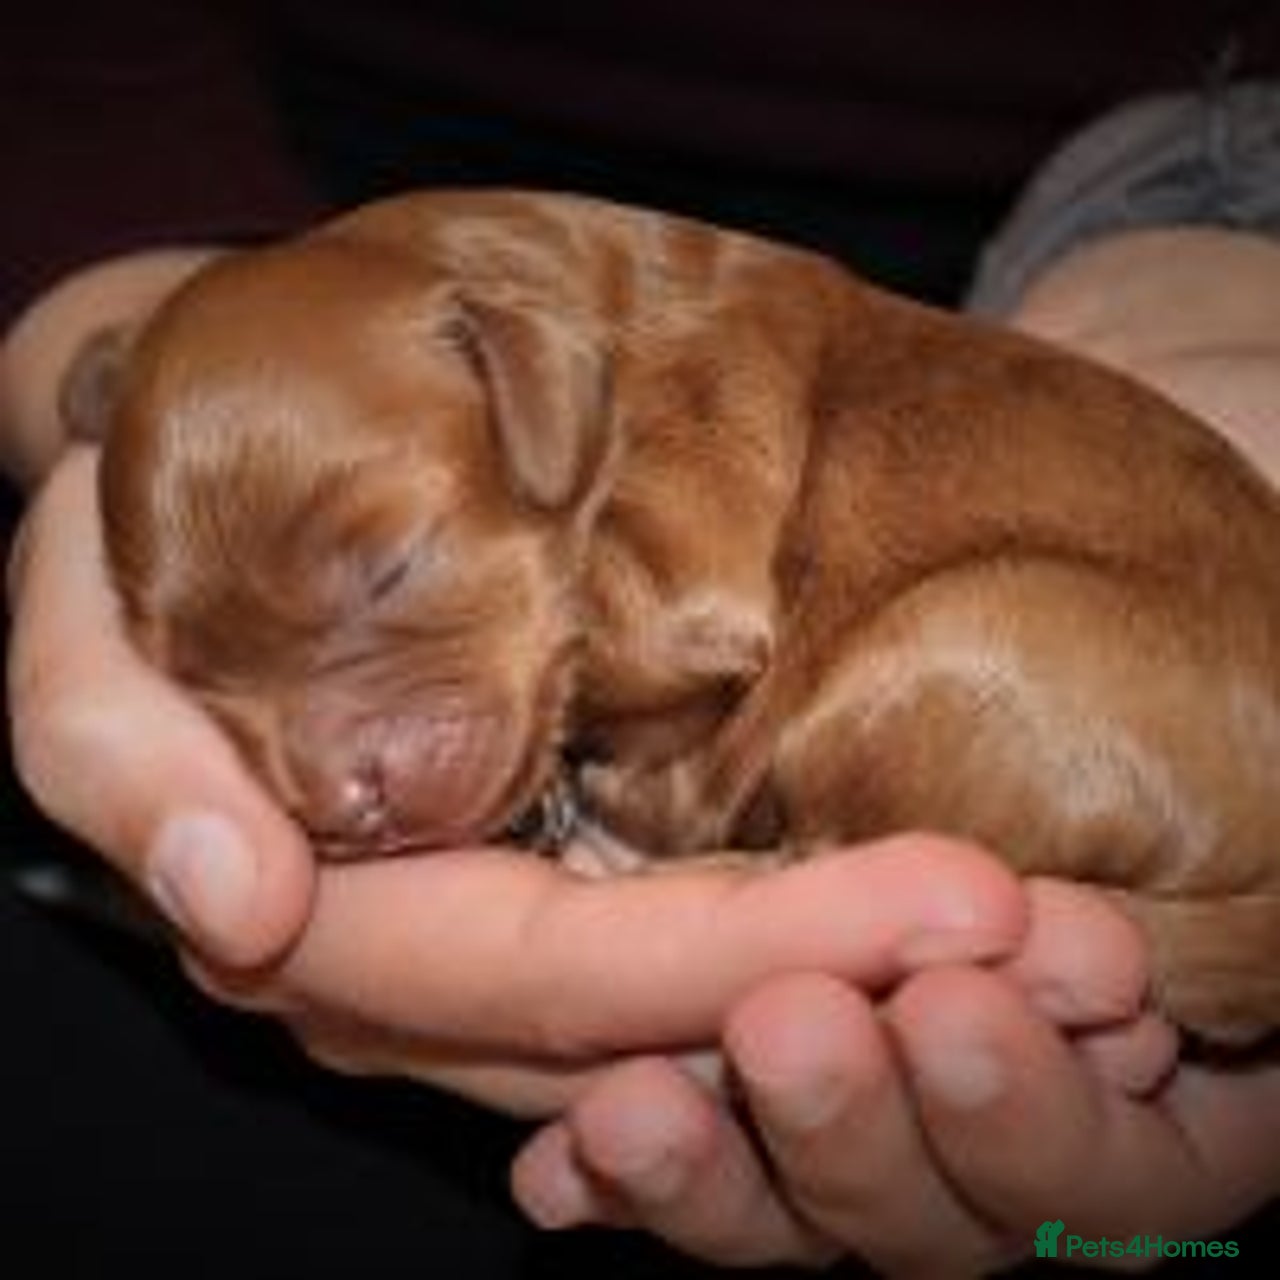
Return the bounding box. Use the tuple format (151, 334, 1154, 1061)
(88, 234, 611, 856)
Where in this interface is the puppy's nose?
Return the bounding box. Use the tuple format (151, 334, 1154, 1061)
(299, 756, 397, 856)
(290, 707, 509, 854)
(334, 765, 393, 840)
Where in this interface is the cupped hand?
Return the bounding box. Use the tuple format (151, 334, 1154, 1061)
(7, 445, 1028, 1116)
(512, 879, 1280, 1274)
(8, 447, 316, 964)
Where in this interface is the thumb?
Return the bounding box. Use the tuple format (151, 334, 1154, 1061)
(7, 448, 313, 966)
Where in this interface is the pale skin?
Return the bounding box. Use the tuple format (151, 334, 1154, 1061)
(3, 227, 1279, 1275)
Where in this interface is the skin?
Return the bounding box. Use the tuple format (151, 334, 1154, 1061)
(3, 227, 1280, 1275)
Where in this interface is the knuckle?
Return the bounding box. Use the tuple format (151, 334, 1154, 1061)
(520, 1000, 607, 1066)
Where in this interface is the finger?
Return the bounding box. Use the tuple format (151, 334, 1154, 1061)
(511, 1123, 600, 1225)
(1163, 1052, 1280, 1222)
(513, 1057, 833, 1267)
(994, 879, 1180, 1095)
(292, 1017, 616, 1117)
(7, 449, 313, 965)
(1076, 1014, 1180, 1098)
(186, 948, 618, 1116)
(1002, 879, 1151, 1028)
(888, 965, 1204, 1239)
(725, 972, 1009, 1277)
(266, 834, 1026, 1061)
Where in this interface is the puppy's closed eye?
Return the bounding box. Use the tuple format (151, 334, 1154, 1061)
(351, 532, 432, 608)
(364, 550, 416, 604)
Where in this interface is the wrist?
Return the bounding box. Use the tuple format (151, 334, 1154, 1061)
(0, 247, 223, 490)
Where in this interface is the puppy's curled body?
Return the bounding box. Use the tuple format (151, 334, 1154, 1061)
(82, 190, 1280, 1041)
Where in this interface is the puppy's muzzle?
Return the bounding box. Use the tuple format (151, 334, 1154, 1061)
(287, 705, 520, 858)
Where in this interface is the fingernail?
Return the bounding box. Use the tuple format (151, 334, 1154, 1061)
(620, 1148, 689, 1203)
(592, 1120, 690, 1203)
(901, 895, 1006, 968)
(517, 1155, 595, 1230)
(916, 1041, 1006, 1111)
(739, 1036, 850, 1130)
(754, 1069, 848, 1132)
(146, 811, 258, 953)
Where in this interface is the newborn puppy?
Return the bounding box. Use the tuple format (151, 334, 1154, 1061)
(76, 190, 1280, 1041)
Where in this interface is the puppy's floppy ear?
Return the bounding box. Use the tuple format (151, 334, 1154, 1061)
(57, 323, 137, 444)
(458, 296, 611, 510)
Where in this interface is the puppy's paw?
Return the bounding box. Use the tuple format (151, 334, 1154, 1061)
(578, 759, 729, 856)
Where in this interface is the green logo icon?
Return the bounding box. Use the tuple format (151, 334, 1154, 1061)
(1035, 1220, 1067, 1258)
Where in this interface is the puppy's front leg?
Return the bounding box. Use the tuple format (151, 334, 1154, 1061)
(577, 755, 721, 856)
(575, 656, 803, 859)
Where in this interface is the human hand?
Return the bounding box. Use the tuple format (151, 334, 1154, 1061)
(27, 452, 1274, 1275)
(6, 446, 1030, 1117)
(511, 879, 1280, 1274)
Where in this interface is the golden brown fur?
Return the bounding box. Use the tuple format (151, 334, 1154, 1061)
(78, 190, 1280, 1040)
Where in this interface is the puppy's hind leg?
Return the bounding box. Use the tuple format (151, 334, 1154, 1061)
(769, 556, 1280, 1040)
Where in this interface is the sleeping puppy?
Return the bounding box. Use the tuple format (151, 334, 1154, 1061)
(71, 190, 1280, 1041)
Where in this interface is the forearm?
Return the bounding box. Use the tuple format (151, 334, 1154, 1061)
(0, 250, 223, 489)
